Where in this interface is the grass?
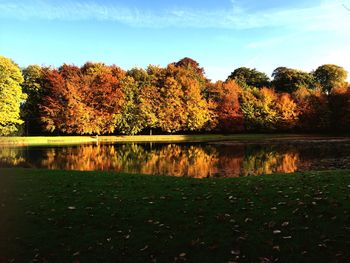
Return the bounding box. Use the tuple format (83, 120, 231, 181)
(0, 134, 316, 146)
(1, 168, 350, 262)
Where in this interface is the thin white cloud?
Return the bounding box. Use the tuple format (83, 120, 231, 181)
(0, 0, 349, 31)
(247, 36, 293, 49)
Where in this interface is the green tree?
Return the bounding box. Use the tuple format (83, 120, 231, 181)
(314, 64, 348, 94)
(272, 67, 315, 93)
(115, 76, 144, 135)
(135, 66, 162, 134)
(0, 56, 25, 136)
(227, 67, 270, 88)
(21, 65, 44, 135)
(240, 88, 279, 131)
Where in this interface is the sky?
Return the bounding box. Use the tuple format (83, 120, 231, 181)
(0, 0, 350, 81)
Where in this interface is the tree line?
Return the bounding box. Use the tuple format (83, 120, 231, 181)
(0, 55, 349, 136)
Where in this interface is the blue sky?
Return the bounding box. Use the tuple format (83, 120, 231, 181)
(0, 0, 349, 81)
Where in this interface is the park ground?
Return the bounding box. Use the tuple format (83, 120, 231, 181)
(1, 168, 350, 262)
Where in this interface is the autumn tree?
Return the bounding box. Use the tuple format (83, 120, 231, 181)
(40, 63, 125, 135)
(328, 85, 350, 131)
(40, 65, 84, 134)
(157, 70, 186, 133)
(173, 57, 205, 77)
(215, 80, 244, 132)
(272, 67, 316, 93)
(314, 64, 348, 94)
(173, 57, 214, 99)
(292, 87, 330, 131)
(275, 93, 299, 130)
(82, 63, 125, 134)
(159, 59, 212, 133)
(227, 67, 270, 88)
(139, 65, 166, 133)
(0, 56, 25, 136)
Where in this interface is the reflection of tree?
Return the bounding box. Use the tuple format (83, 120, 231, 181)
(242, 146, 299, 176)
(140, 144, 219, 178)
(41, 145, 123, 171)
(40, 144, 220, 178)
(0, 143, 309, 177)
(0, 148, 26, 166)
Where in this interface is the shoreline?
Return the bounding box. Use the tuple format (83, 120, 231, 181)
(1, 133, 349, 146)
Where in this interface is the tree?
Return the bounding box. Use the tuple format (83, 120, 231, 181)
(159, 61, 212, 133)
(215, 80, 244, 132)
(173, 64, 211, 131)
(40, 63, 125, 135)
(158, 73, 186, 133)
(84, 64, 125, 134)
(115, 76, 145, 135)
(275, 93, 299, 130)
(328, 85, 350, 132)
(314, 64, 348, 94)
(0, 56, 25, 136)
(173, 57, 205, 77)
(120, 67, 162, 135)
(40, 65, 83, 134)
(292, 87, 330, 131)
(272, 67, 315, 93)
(21, 65, 44, 135)
(227, 67, 270, 88)
(240, 88, 279, 131)
(240, 88, 298, 131)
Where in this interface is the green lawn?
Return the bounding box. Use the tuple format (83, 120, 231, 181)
(0, 134, 315, 146)
(1, 169, 350, 262)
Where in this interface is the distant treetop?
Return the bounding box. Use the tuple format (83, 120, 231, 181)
(227, 67, 270, 88)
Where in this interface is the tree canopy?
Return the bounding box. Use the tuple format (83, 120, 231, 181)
(1, 55, 349, 136)
(272, 67, 316, 93)
(227, 67, 270, 88)
(40, 63, 125, 135)
(21, 64, 44, 134)
(0, 56, 24, 135)
(314, 64, 348, 94)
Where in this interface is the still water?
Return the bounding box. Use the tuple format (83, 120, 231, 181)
(1, 139, 350, 177)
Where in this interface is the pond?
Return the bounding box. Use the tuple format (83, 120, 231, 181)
(1, 137, 350, 177)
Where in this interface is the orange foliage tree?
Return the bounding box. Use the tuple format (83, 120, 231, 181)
(156, 58, 212, 133)
(40, 63, 125, 135)
(215, 80, 244, 132)
(292, 87, 330, 132)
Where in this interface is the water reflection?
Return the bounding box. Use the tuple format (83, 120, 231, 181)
(1, 141, 350, 177)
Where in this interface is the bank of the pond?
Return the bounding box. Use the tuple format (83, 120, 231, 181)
(1, 168, 350, 262)
(0, 133, 340, 146)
